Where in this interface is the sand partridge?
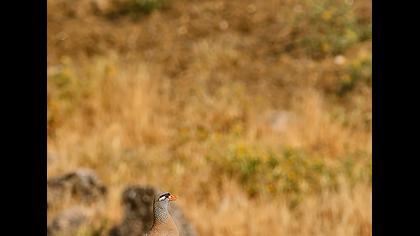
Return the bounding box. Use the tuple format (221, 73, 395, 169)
(147, 192, 179, 236)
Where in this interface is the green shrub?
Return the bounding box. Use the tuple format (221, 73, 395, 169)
(106, 0, 169, 19)
(338, 52, 372, 96)
(208, 143, 371, 204)
(292, 0, 371, 59)
(210, 145, 337, 198)
(340, 151, 372, 187)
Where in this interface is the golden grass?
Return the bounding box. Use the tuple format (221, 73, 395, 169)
(48, 0, 371, 235)
(192, 182, 371, 236)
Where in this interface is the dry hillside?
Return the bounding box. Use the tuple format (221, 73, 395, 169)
(47, 0, 372, 235)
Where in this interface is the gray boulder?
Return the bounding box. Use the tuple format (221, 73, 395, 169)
(109, 185, 197, 236)
(48, 206, 89, 236)
(47, 168, 107, 208)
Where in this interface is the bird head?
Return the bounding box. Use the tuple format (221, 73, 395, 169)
(156, 192, 177, 203)
(153, 192, 177, 222)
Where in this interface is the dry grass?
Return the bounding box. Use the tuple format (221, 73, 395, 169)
(48, 0, 371, 235)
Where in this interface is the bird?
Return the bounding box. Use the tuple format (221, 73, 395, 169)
(146, 192, 180, 236)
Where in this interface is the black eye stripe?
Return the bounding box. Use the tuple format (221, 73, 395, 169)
(158, 192, 171, 200)
(162, 193, 170, 198)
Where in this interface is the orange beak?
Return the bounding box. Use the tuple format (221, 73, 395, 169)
(168, 194, 177, 201)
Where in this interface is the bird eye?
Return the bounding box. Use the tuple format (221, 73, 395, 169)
(157, 192, 171, 201)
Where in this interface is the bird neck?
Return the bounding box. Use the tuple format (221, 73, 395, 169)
(153, 202, 170, 224)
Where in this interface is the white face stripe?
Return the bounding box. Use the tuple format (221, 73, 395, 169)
(158, 196, 167, 201)
(157, 192, 171, 201)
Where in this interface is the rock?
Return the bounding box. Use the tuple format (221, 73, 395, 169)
(109, 186, 155, 236)
(334, 55, 346, 65)
(48, 206, 90, 236)
(48, 168, 107, 207)
(267, 111, 296, 133)
(91, 0, 116, 14)
(109, 185, 198, 236)
(47, 169, 107, 235)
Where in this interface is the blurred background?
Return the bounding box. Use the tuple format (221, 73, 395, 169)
(47, 0, 371, 235)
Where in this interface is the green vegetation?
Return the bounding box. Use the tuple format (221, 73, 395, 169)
(105, 0, 168, 19)
(209, 143, 370, 201)
(293, 0, 371, 59)
(338, 52, 372, 96)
